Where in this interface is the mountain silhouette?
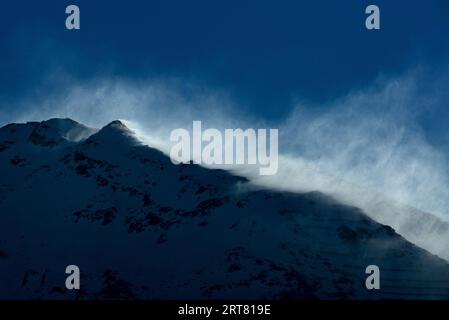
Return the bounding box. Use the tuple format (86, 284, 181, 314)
(1, 118, 449, 299)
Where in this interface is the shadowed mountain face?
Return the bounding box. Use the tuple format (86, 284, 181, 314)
(1, 118, 449, 300)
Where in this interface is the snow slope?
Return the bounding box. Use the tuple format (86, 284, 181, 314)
(0, 118, 449, 299)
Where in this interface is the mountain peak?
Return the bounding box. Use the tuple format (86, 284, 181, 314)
(28, 118, 96, 147)
(0, 118, 96, 148)
(102, 120, 134, 134)
(105, 119, 126, 128)
(86, 119, 140, 148)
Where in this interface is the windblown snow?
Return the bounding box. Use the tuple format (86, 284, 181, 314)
(0, 118, 448, 299)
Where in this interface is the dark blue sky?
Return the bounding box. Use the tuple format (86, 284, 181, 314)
(0, 0, 449, 121)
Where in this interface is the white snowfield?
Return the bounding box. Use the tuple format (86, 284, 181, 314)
(0, 118, 449, 299)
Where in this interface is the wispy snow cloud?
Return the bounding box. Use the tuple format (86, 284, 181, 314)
(4, 69, 449, 255)
(269, 73, 449, 218)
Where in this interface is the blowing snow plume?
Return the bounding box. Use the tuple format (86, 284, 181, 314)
(3, 69, 449, 260)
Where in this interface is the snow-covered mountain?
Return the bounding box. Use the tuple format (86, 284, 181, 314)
(1, 118, 449, 299)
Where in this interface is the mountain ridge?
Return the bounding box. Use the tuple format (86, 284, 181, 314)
(1, 118, 449, 299)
